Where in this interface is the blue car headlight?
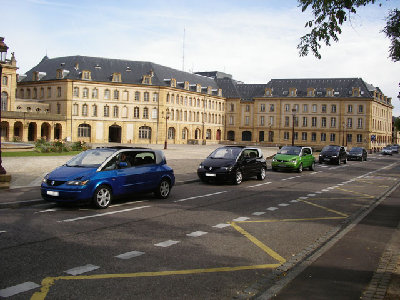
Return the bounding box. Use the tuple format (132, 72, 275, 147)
(42, 174, 49, 184)
(66, 180, 89, 186)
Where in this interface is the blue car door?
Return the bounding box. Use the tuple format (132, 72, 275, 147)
(124, 151, 159, 193)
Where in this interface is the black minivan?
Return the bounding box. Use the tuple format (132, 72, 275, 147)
(197, 146, 267, 185)
(319, 145, 347, 165)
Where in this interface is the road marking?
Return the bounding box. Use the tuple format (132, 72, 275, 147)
(252, 212, 266, 216)
(110, 200, 149, 207)
(233, 217, 250, 222)
(58, 206, 150, 222)
(187, 231, 208, 237)
(35, 208, 59, 214)
(298, 196, 309, 200)
(247, 182, 271, 188)
(31, 264, 282, 300)
(154, 240, 180, 247)
(65, 264, 100, 276)
(267, 207, 278, 211)
(290, 200, 298, 203)
(299, 199, 349, 217)
(0, 230, 6, 234)
(213, 223, 231, 228)
(307, 194, 316, 197)
(315, 191, 322, 194)
(278, 203, 289, 207)
(0, 282, 40, 298)
(174, 191, 227, 203)
(115, 251, 145, 260)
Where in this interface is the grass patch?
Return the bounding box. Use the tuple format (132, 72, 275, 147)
(2, 151, 81, 157)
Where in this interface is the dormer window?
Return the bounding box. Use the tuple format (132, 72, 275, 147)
(218, 89, 222, 97)
(171, 78, 176, 88)
(265, 88, 272, 96)
(82, 70, 91, 80)
(33, 72, 39, 81)
(289, 88, 297, 97)
(142, 75, 152, 85)
(56, 69, 69, 79)
(196, 84, 201, 93)
(307, 88, 315, 97)
(207, 86, 212, 95)
(184, 81, 189, 90)
(326, 88, 334, 97)
(112, 73, 121, 82)
(352, 87, 360, 97)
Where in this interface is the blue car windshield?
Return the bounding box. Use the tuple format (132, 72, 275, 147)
(66, 149, 116, 167)
(278, 146, 301, 155)
(209, 147, 242, 159)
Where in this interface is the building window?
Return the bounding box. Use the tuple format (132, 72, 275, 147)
(206, 129, 212, 140)
(144, 92, 149, 102)
(270, 104, 275, 112)
(347, 134, 352, 143)
(104, 89, 110, 100)
(294, 104, 299, 112)
(2, 76, 8, 86)
(83, 88, 89, 98)
(82, 104, 88, 116)
(168, 127, 175, 139)
(135, 91, 140, 101)
(82, 71, 91, 80)
(284, 132, 289, 140)
(104, 105, 109, 117)
(347, 118, 353, 128)
(270, 116, 274, 126)
(348, 104, 353, 113)
(134, 107, 139, 118)
(260, 116, 265, 126)
(321, 104, 327, 113)
(57, 87, 62, 97)
(285, 104, 290, 112)
(312, 104, 317, 112)
(112, 73, 121, 82)
(246, 105, 250, 112)
(229, 115, 234, 125)
(331, 104, 337, 113)
(302, 117, 308, 127)
(245, 116, 250, 125)
(78, 124, 91, 137)
(122, 106, 128, 118)
(312, 117, 317, 127)
(229, 103, 234, 112)
(311, 132, 316, 141)
(114, 90, 119, 100)
(260, 104, 265, 112)
(92, 88, 98, 99)
(358, 118, 363, 128)
(330, 133, 336, 142)
(72, 104, 78, 116)
(139, 126, 151, 139)
(321, 133, 326, 141)
(331, 117, 336, 128)
(321, 117, 326, 128)
(358, 105, 364, 113)
(302, 132, 307, 141)
(285, 116, 290, 127)
(152, 108, 157, 119)
(294, 132, 298, 140)
(73, 87, 79, 97)
(357, 134, 363, 143)
(57, 103, 61, 114)
(1, 92, 8, 111)
(123, 91, 129, 101)
(303, 104, 308, 112)
(113, 106, 119, 117)
(153, 93, 159, 102)
(143, 107, 149, 119)
(92, 104, 97, 117)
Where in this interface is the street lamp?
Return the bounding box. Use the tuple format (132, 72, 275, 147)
(0, 37, 8, 175)
(291, 108, 296, 146)
(342, 121, 346, 146)
(164, 110, 170, 150)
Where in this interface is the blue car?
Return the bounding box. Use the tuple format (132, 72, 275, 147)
(41, 147, 175, 208)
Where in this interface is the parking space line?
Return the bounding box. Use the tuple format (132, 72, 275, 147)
(247, 182, 271, 188)
(233, 217, 250, 222)
(187, 231, 208, 237)
(0, 282, 40, 298)
(154, 240, 180, 247)
(252, 212, 266, 216)
(298, 199, 349, 217)
(64, 264, 100, 276)
(213, 223, 231, 229)
(115, 251, 145, 260)
(174, 191, 228, 203)
(267, 207, 278, 211)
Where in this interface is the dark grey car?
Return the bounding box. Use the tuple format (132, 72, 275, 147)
(319, 145, 347, 165)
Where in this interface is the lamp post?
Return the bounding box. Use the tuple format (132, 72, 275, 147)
(0, 37, 8, 175)
(164, 110, 169, 150)
(342, 121, 346, 146)
(291, 108, 296, 146)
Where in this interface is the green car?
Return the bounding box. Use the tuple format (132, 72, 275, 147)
(271, 146, 315, 172)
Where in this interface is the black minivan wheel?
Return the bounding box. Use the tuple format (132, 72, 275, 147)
(257, 167, 266, 180)
(233, 170, 243, 185)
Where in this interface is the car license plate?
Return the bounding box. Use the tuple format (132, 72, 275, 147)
(279, 164, 287, 167)
(205, 173, 216, 177)
(324, 158, 330, 161)
(47, 191, 59, 196)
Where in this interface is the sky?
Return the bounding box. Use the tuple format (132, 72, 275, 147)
(2, 0, 400, 115)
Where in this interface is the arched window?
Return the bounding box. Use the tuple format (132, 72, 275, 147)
(139, 126, 151, 139)
(1, 92, 8, 111)
(143, 107, 149, 119)
(122, 106, 128, 118)
(78, 124, 91, 137)
(82, 104, 88, 116)
(168, 127, 175, 139)
(83, 88, 89, 98)
(104, 89, 110, 100)
(182, 128, 188, 140)
(73, 87, 79, 97)
(134, 107, 139, 118)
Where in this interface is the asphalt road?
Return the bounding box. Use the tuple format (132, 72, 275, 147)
(0, 154, 399, 299)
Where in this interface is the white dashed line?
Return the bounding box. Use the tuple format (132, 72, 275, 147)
(115, 251, 145, 260)
(154, 240, 180, 247)
(307, 194, 316, 197)
(298, 196, 309, 200)
(0, 282, 40, 298)
(290, 200, 299, 203)
(174, 191, 227, 203)
(278, 203, 289, 207)
(35, 208, 58, 214)
(65, 264, 100, 276)
(58, 206, 151, 222)
(252, 212, 266, 216)
(267, 207, 278, 211)
(0, 230, 6, 234)
(213, 223, 231, 229)
(187, 231, 208, 237)
(233, 217, 250, 222)
(247, 182, 271, 188)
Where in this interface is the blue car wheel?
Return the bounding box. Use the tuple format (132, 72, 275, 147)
(93, 185, 112, 209)
(155, 179, 171, 199)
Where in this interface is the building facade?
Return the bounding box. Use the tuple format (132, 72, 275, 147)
(0, 41, 394, 151)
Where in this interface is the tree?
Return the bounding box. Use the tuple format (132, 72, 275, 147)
(298, 0, 400, 61)
(394, 117, 400, 132)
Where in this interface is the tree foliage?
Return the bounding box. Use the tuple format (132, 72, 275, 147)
(394, 117, 400, 132)
(298, 0, 400, 61)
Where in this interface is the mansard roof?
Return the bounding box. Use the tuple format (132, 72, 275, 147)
(21, 55, 219, 93)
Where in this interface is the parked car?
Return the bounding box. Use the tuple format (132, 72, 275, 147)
(41, 147, 175, 208)
(271, 146, 315, 172)
(382, 146, 393, 155)
(391, 145, 399, 154)
(319, 145, 347, 165)
(347, 147, 368, 161)
(197, 146, 267, 185)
